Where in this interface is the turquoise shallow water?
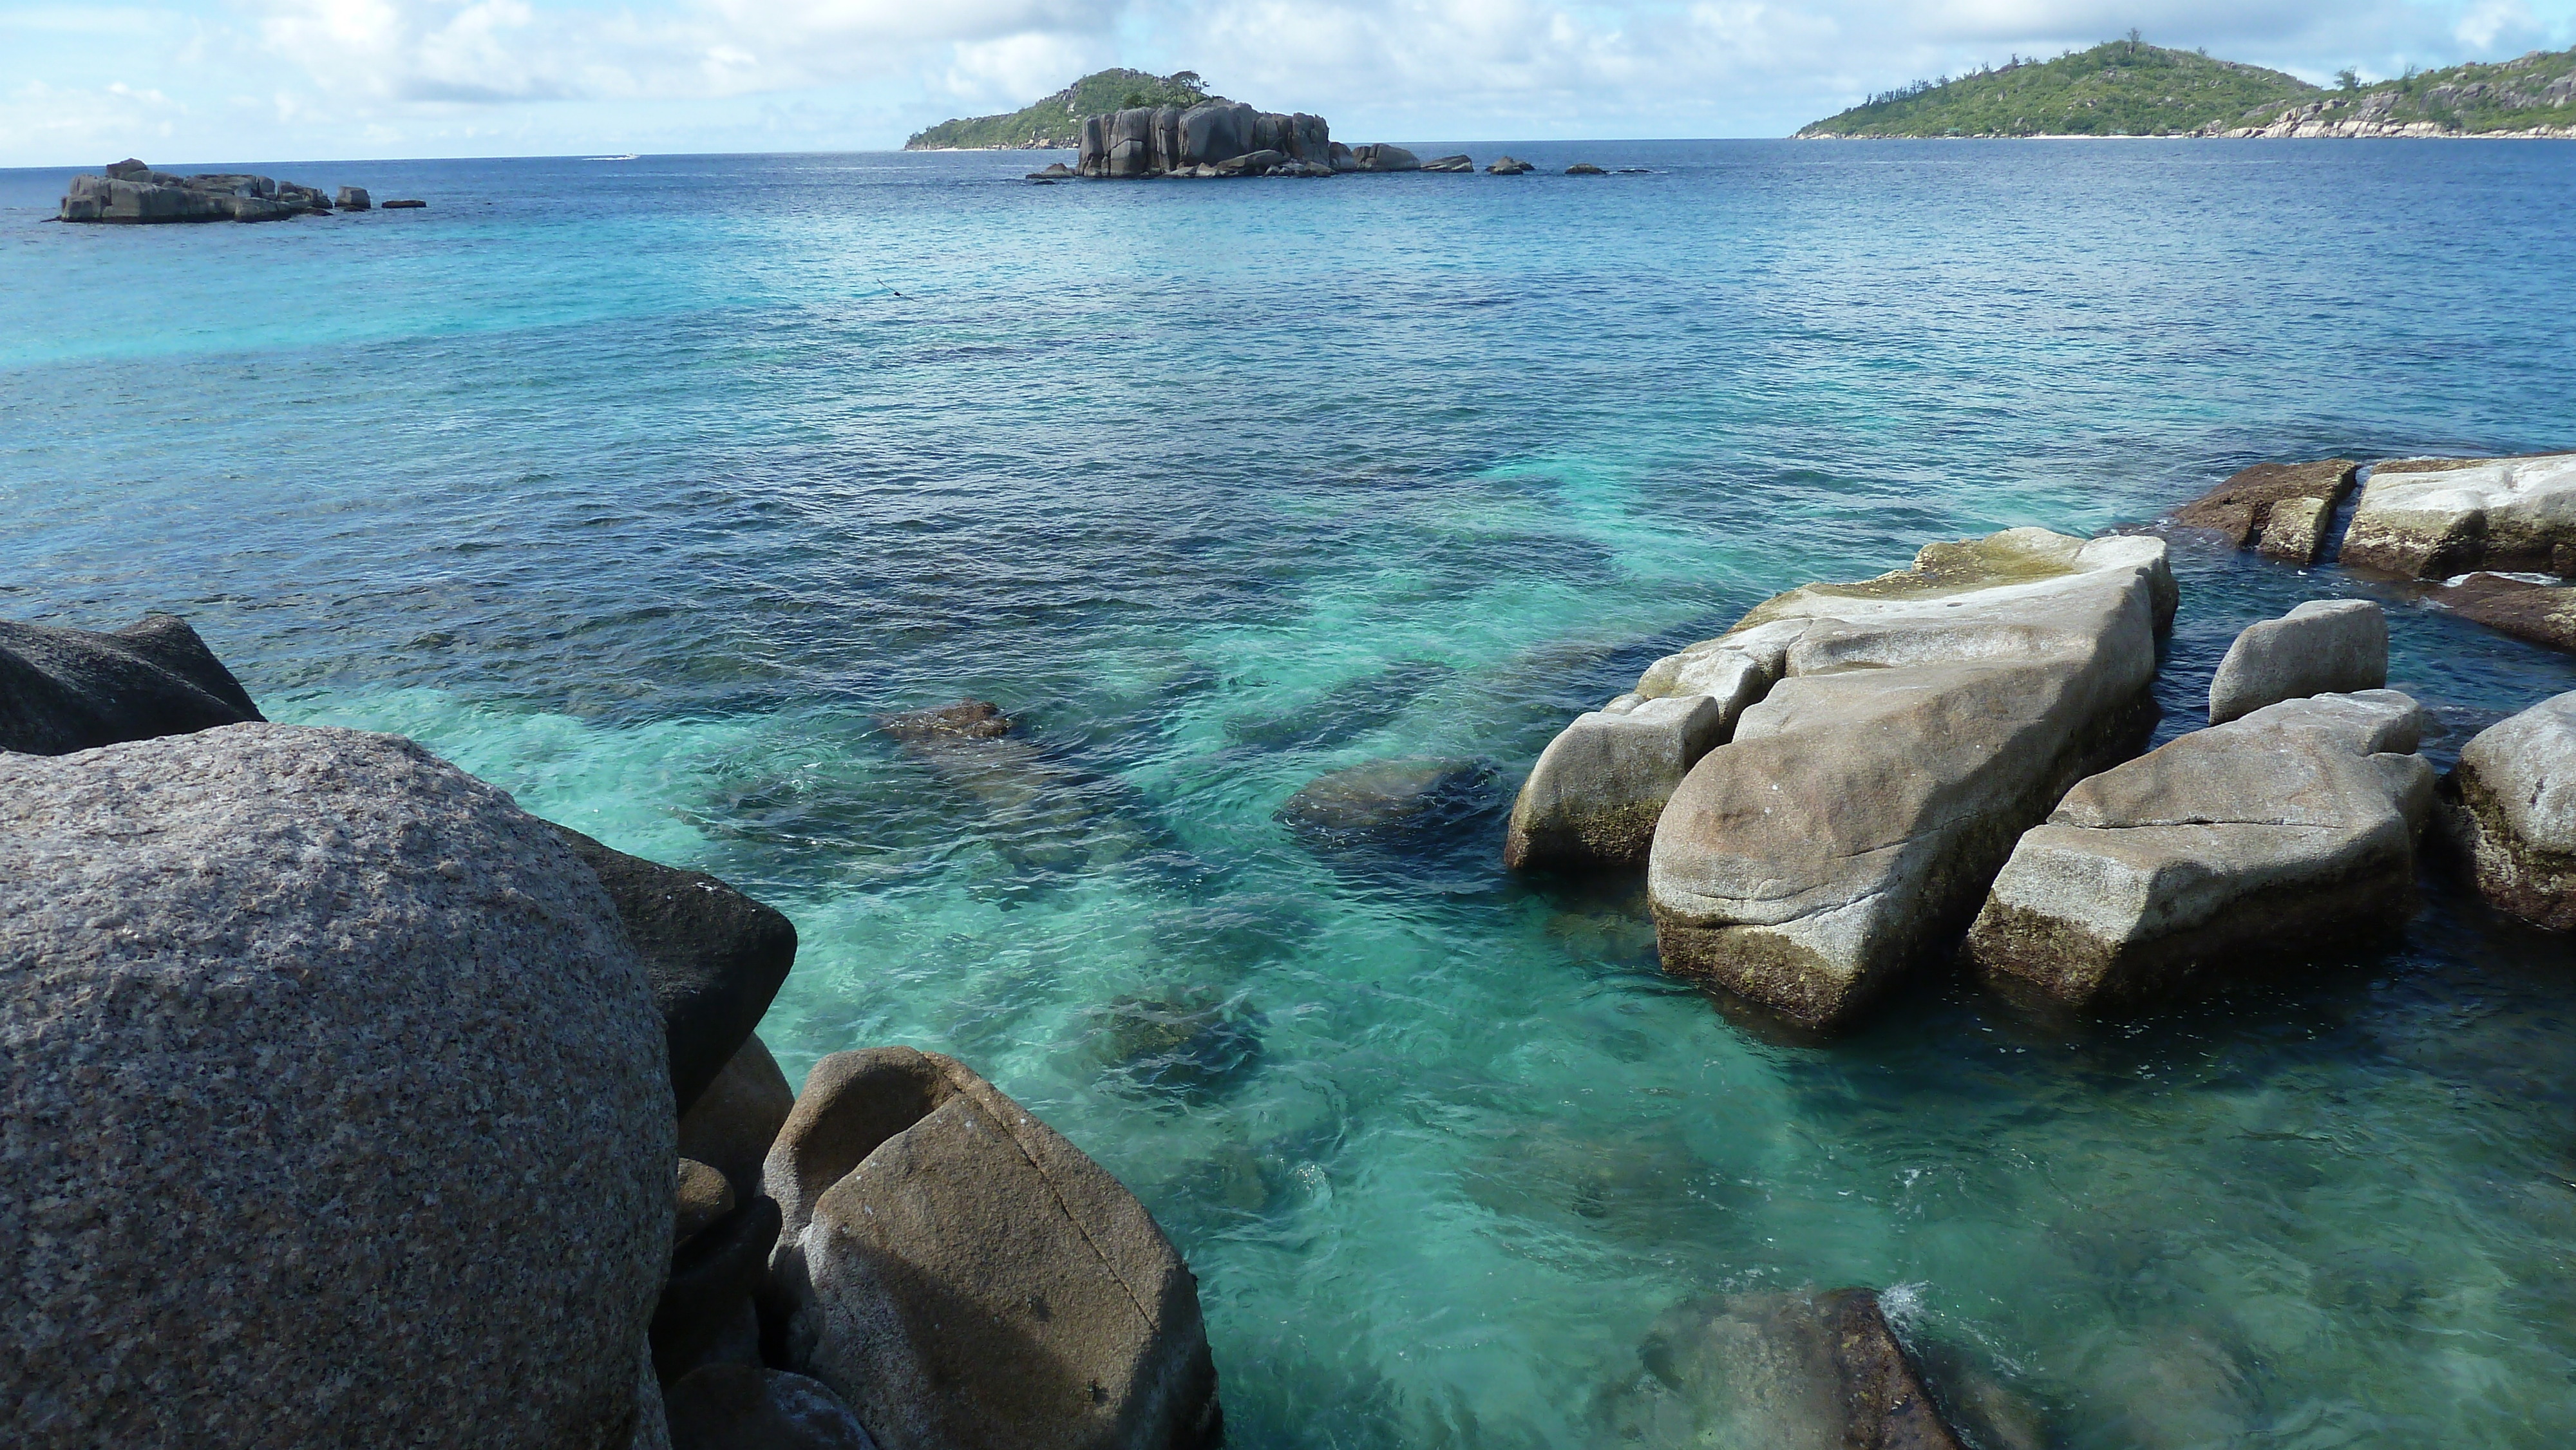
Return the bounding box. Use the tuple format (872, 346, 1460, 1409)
(7, 140, 2576, 1445)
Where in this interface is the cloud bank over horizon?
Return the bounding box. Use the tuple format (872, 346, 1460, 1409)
(2, 0, 2571, 167)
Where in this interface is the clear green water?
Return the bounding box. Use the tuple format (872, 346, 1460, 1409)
(5, 142, 2575, 1445)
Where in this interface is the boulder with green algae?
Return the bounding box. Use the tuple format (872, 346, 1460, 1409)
(1645, 528, 2175, 1029)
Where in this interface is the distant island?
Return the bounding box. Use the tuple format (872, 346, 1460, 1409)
(907, 69, 1212, 150)
(1798, 37, 2576, 138)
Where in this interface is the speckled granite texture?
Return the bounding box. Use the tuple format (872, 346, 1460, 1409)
(0, 724, 673, 1448)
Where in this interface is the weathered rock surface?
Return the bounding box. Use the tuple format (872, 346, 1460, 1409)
(336, 185, 372, 209)
(1506, 693, 1735, 869)
(554, 826, 797, 1117)
(1645, 529, 2175, 1028)
(2438, 690, 2576, 929)
(1078, 102, 1330, 178)
(58, 160, 337, 223)
(1602, 1288, 1965, 1449)
(0, 724, 671, 1449)
(1966, 690, 2434, 1011)
(664, 1366, 880, 1450)
(1350, 143, 1421, 171)
(676, 1158, 737, 1248)
(1, 612, 264, 755)
(765, 1046, 1221, 1450)
(2206, 599, 2387, 724)
(679, 1033, 798, 1202)
(2172, 458, 2358, 547)
(1421, 153, 1476, 172)
(2434, 571, 2576, 652)
(2257, 494, 2333, 563)
(2341, 451, 2576, 578)
(1486, 155, 1535, 174)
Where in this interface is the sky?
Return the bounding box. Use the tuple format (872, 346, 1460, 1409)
(2, 0, 2572, 167)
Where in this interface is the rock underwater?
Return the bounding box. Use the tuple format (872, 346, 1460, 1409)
(0, 724, 672, 1449)
(1641, 528, 2175, 1029)
(764, 1046, 1222, 1450)
(1965, 690, 2435, 1012)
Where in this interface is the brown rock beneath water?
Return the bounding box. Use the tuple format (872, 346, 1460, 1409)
(2171, 458, 2358, 547)
(1606, 1287, 1965, 1449)
(664, 1366, 878, 1450)
(679, 1034, 798, 1203)
(877, 698, 1012, 741)
(764, 1046, 1221, 1450)
(2434, 572, 2576, 653)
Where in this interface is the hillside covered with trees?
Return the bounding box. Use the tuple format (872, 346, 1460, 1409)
(1799, 38, 2576, 138)
(905, 70, 1213, 150)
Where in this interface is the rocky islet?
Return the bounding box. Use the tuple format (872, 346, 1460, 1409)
(56, 158, 399, 223)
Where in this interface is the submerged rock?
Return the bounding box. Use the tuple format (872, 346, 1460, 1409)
(1645, 529, 2174, 1029)
(663, 1365, 878, 1450)
(1087, 988, 1265, 1100)
(2206, 599, 2387, 724)
(1966, 690, 2434, 1011)
(878, 699, 1170, 873)
(383, 198, 427, 209)
(1280, 757, 1500, 851)
(2340, 451, 2576, 578)
(0, 724, 670, 1449)
(764, 1047, 1222, 1450)
(1602, 1288, 1965, 1449)
(2438, 690, 2576, 929)
(0, 612, 264, 755)
(554, 826, 798, 1117)
(2171, 458, 2358, 548)
(2433, 571, 2576, 652)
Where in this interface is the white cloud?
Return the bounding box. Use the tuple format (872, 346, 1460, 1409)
(0, 0, 2570, 165)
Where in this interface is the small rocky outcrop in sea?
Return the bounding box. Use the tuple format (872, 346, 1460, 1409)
(0, 724, 676, 1448)
(2340, 451, 2576, 577)
(1077, 100, 1343, 178)
(1421, 154, 1476, 173)
(1600, 1288, 1972, 1448)
(383, 198, 428, 208)
(763, 1047, 1223, 1450)
(1350, 143, 1421, 171)
(1, 612, 265, 751)
(1966, 690, 2434, 1012)
(2207, 599, 2387, 724)
(2432, 572, 2576, 652)
(57, 158, 350, 223)
(1566, 162, 1607, 174)
(2438, 689, 2576, 928)
(2171, 458, 2358, 560)
(1485, 156, 1534, 174)
(336, 185, 372, 210)
(1513, 529, 2172, 1030)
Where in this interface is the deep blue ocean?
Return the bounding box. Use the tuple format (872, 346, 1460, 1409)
(6, 140, 2576, 1446)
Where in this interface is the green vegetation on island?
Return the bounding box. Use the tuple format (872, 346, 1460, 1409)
(905, 69, 1213, 150)
(1798, 36, 2576, 138)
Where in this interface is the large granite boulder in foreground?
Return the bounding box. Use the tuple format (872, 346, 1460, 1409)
(1645, 529, 2174, 1029)
(2439, 690, 2576, 929)
(1966, 691, 2434, 1011)
(0, 613, 263, 754)
(2206, 599, 2386, 724)
(1603, 1288, 1965, 1449)
(2340, 451, 2576, 577)
(0, 724, 672, 1449)
(765, 1047, 1221, 1450)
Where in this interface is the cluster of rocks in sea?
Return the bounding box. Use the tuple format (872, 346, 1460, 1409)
(55, 158, 420, 223)
(1053, 103, 1624, 180)
(0, 616, 1220, 1449)
(1508, 448, 2576, 1029)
